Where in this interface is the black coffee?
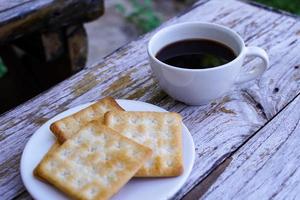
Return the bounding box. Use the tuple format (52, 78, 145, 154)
(156, 39, 236, 69)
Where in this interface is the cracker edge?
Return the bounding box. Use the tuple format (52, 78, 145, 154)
(33, 141, 60, 181)
(50, 97, 124, 144)
(104, 111, 184, 177)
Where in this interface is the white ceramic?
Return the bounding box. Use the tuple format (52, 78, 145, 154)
(148, 22, 269, 105)
(20, 100, 195, 200)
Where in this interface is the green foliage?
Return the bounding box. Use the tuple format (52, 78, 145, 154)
(115, 0, 300, 34)
(115, 0, 162, 33)
(0, 57, 7, 78)
(254, 0, 300, 15)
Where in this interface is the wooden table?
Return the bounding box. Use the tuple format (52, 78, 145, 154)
(1, 0, 300, 199)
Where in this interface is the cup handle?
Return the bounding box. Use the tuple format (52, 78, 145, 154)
(235, 46, 269, 83)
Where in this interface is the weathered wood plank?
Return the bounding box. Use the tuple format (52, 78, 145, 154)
(201, 93, 300, 200)
(183, 157, 233, 200)
(12, 191, 33, 200)
(1, 0, 300, 199)
(0, 0, 31, 12)
(0, 0, 104, 43)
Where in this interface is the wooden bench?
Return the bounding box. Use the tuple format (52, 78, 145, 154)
(0, 0, 104, 113)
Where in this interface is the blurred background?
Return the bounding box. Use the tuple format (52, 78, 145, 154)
(85, 0, 300, 66)
(0, 0, 299, 114)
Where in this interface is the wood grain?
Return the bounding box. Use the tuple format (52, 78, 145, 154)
(0, 0, 104, 43)
(1, 0, 300, 199)
(202, 93, 300, 200)
(0, 0, 32, 12)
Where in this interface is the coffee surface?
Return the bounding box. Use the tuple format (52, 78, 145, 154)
(156, 39, 236, 69)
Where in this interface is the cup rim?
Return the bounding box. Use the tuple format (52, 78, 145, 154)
(147, 22, 245, 72)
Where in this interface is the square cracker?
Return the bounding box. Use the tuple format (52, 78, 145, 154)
(34, 121, 152, 200)
(50, 97, 124, 143)
(104, 111, 183, 177)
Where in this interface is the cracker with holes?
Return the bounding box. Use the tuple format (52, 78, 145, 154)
(50, 97, 124, 143)
(104, 111, 183, 177)
(34, 122, 152, 200)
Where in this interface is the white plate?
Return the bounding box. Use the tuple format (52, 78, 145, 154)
(21, 100, 195, 200)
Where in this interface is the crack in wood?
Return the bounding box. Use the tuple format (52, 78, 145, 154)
(184, 92, 300, 199)
(220, 107, 236, 115)
(182, 157, 233, 200)
(241, 89, 268, 120)
(202, 93, 300, 199)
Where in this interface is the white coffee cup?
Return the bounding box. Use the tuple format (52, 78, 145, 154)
(148, 22, 269, 105)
